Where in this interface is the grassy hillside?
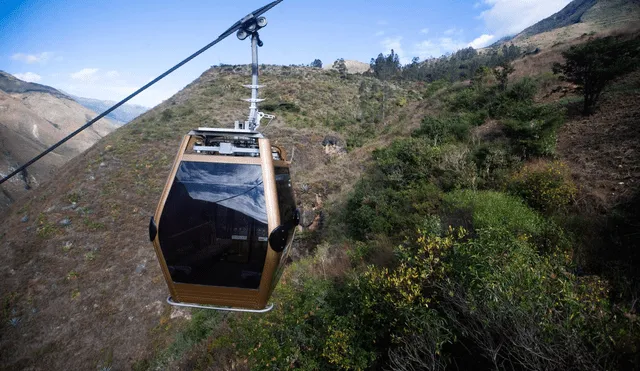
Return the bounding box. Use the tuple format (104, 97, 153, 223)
(1, 30, 640, 370)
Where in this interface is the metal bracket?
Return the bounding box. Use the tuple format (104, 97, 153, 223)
(167, 296, 274, 313)
(257, 112, 275, 128)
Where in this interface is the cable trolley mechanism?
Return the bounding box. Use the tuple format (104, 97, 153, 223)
(149, 0, 298, 312)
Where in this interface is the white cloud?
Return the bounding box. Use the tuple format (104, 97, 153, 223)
(381, 36, 403, 53)
(478, 0, 573, 37)
(70, 68, 100, 82)
(13, 72, 42, 82)
(375, 30, 385, 37)
(420, 28, 429, 34)
(106, 70, 120, 79)
(11, 52, 53, 64)
(439, 38, 467, 51)
(468, 34, 496, 48)
(413, 37, 468, 60)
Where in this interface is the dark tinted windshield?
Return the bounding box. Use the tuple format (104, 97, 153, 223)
(158, 161, 268, 289)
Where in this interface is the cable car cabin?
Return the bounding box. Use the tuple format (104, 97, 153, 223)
(149, 128, 298, 311)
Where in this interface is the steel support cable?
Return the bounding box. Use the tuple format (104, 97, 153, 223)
(0, 0, 282, 187)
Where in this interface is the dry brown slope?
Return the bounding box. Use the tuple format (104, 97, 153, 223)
(509, 0, 640, 50)
(0, 91, 68, 208)
(557, 70, 640, 213)
(0, 74, 118, 212)
(0, 65, 421, 370)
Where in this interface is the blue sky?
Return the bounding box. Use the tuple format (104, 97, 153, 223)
(0, 0, 571, 107)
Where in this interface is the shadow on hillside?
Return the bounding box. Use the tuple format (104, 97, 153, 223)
(574, 189, 640, 300)
(563, 99, 586, 119)
(601, 190, 640, 297)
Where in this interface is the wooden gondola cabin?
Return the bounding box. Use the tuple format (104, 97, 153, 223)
(149, 128, 298, 311)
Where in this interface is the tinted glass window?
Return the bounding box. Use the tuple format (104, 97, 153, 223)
(272, 167, 297, 286)
(158, 161, 268, 289)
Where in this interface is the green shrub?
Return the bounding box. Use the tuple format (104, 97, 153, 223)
(506, 76, 537, 101)
(423, 79, 449, 98)
(413, 116, 472, 145)
(160, 108, 174, 121)
(508, 160, 577, 213)
(500, 103, 564, 157)
(435, 144, 477, 191)
(346, 176, 442, 240)
(346, 241, 374, 266)
(443, 190, 546, 237)
(447, 86, 493, 112)
(372, 138, 441, 188)
(472, 143, 517, 189)
(149, 310, 222, 369)
(345, 138, 455, 239)
(231, 263, 334, 370)
(261, 101, 301, 113)
(229, 226, 635, 370)
(442, 227, 621, 370)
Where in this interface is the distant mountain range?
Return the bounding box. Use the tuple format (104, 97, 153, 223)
(68, 94, 149, 126)
(0, 71, 118, 210)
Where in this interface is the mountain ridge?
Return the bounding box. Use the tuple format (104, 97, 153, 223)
(508, 0, 640, 48)
(0, 71, 70, 100)
(0, 72, 118, 211)
(67, 94, 149, 126)
(518, 0, 598, 39)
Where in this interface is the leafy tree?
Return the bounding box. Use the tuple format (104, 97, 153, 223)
(310, 59, 323, 68)
(370, 49, 401, 80)
(333, 58, 348, 79)
(394, 45, 520, 83)
(493, 61, 515, 91)
(471, 66, 492, 89)
(553, 36, 640, 114)
(402, 57, 422, 80)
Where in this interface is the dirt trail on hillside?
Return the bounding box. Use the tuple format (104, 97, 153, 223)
(557, 87, 640, 212)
